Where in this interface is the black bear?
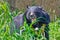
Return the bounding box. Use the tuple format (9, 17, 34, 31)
(10, 6, 50, 40)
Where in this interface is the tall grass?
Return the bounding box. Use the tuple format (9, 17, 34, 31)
(0, 2, 60, 40)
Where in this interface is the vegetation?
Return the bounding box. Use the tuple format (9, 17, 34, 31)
(0, 2, 60, 40)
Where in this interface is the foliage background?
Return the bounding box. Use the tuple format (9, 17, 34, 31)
(7, 0, 60, 21)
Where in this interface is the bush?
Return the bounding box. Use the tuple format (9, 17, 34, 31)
(0, 1, 60, 40)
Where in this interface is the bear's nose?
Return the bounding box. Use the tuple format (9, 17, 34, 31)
(30, 12, 36, 19)
(30, 15, 35, 19)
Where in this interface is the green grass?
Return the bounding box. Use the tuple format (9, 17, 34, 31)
(0, 2, 60, 40)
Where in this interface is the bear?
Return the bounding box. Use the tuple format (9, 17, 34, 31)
(10, 6, 50, 40)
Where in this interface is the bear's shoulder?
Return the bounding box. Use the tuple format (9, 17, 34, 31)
(13, 14, 24, 27)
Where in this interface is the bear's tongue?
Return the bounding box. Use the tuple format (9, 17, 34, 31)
(31, 18, 36, 22)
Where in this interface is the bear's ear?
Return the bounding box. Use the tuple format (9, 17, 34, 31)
(38, 6, 43, 10)
(38, 6, 45, 11)
(27, 5, 30, 9)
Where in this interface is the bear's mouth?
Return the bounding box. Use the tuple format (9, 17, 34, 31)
(31, 18, 36, 23)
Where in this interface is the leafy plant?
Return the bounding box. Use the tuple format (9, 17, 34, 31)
(0, 1, 60, 40)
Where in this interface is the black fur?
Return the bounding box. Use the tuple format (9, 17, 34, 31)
(10, 6, 50, 40)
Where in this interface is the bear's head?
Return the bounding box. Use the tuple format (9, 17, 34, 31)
(24, 6, 50, 30)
